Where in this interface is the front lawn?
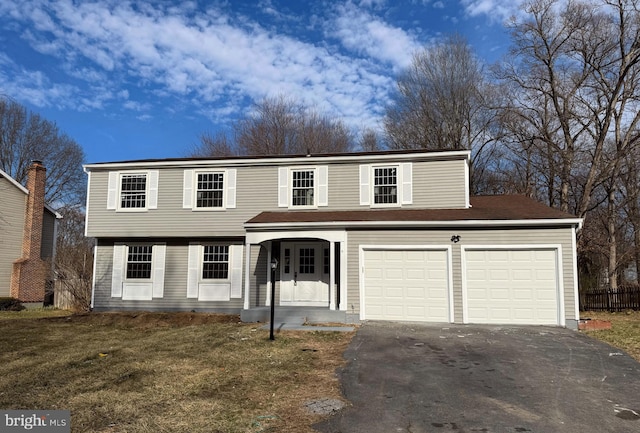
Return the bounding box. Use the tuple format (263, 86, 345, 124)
(581, 310, 640, 362)
(0, 311, 354, 433)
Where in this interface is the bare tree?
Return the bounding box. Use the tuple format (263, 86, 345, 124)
(54, 206, 94, 311)
(0, 98, 86, 206)
(190, 131, 237, 157)
(497, 0, 640, 288)
(235, 95, 353, 156)
(384, 34, 500, 190)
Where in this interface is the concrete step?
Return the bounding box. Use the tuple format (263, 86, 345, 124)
(241, 307, 347, 324)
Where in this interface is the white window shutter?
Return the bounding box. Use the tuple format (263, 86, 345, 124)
(183, 170, 194, 209)
(111, 245, 125, 297)
(187, 244, 199, 298)
(230, 244, 244, 298)
(317, 166, 328, 207)
(278, 167, 288, 207)
(107, 172, 118, 210)
(359, 165, 370, 206)
(226, 169, 237, 209)
(148, 170, 159, 209)
(401, 163, 413, 204)
(152, 244, 166, 298)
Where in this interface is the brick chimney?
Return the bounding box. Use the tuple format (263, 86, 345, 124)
(10, 160, 48, 304)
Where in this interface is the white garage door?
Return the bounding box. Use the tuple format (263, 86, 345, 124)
(363, 249, 450, 322)
(463, 249, 559, 325)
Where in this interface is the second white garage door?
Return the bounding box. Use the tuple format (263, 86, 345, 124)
(362, 248, 451, 322)
(463, 248, 560, 325)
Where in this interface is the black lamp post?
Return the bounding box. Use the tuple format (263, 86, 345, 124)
(269, 258, 278, 341)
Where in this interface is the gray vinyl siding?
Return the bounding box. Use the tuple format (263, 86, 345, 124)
(92, 239, 245, 312)
(346, 226, 577, 323)
(85, 158, 468, 237)
(0, 177, 26, 297)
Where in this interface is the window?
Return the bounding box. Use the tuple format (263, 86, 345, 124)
(323, 248, 329, 274)
(121, 174, 147, 209)
(298, 248, 315, 274)
(196, 172, 224, 208)
(202, 245, 229, 279)
(126, 245, 153, 279)
(292, 170, 314, 206)
(373, 167, 397, 205)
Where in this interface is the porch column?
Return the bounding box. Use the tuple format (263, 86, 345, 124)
(243, 241, 251, 310)
(266, 241, 273, 306)
(329, 240, 336, 310)
(339, 241, 347, 311)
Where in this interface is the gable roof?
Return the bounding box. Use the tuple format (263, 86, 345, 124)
(0, 168, 62, 218)
(245, 195, 581, 228)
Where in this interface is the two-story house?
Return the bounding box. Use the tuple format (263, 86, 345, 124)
(85, 149, 583, 328)
(1, 161, 61, 306)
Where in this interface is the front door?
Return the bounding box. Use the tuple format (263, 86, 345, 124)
(280, 242, 329, 306)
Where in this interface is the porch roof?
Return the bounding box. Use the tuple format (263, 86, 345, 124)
(245, 195, 581, 227)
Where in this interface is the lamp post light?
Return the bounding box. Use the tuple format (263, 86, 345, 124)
(269, 258, 278, 341)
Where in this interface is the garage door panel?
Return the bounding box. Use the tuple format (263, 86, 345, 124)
(464, 249, 559, 325)
(364, 249, 450, 323)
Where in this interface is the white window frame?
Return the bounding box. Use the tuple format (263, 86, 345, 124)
(183, 169, 236, 210)
(371, 165, 399, 208)
(111, 243, 166, 300)
(360, 163, 412, 208)
(278, 166, 328, 209)
(187, 244, 243, 301)
(201, 244, 230, 280)
(107, 170, 159, 212)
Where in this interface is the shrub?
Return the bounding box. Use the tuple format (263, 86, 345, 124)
(0, 298, 25, 311)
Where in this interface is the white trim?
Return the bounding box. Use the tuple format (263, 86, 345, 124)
(243, 242, 251, 310)
(460, 244, 564, 326)
(113, 171, 153, 212)
(147, 170, 159, 209)
(317, 165, 328, 207)
(329, 240, 336, 310)
(246, 229, 347, 245)
(230, 244, 243, 298)
(572, 226, 580, 321)
(183, 169, 194, 209)
(189, 169, 230, 211)
(151, 243, 166, 298)
(288, 166, 320, 210)
(359, 245, 454, 323)
(90, 244, 98, 309)
(369, 163, 402, 209)
(245, 218, 584, 230)
(85, 172, 92, 236)
(84, 150, 472, 171)
(464, 158, 471, 208)
(400, 162, 413, 205)
(359, 164, 370, 206)
(226, 168, 237, 209)
(278, 167, 288, 208)
(340, 239, 348, 311)
(266, 242, 273, 307)
(107, 171, 118, 210)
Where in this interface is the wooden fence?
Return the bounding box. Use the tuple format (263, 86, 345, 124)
(580, 285, 640, 311)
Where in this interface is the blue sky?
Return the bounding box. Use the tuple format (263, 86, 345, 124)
(0, 0, 524, 163)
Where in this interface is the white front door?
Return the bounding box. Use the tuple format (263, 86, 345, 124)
(280, 243, 329, 306)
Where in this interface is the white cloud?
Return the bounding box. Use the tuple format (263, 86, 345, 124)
(460, 0, 524, 23)
(328, 2, 421, 70)
(0, 0, 405, 130)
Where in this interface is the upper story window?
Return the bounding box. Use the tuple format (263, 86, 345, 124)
(278, 166, 328, 208)
(126, 245, 153, 279)
(291, 169, 315, 206)
(360, 163, 412, 208)
(196, 172, 224, 208)
(107, 171, 159, 211)
(121, 174, 147, 209)
(202, 245, 229, 279)
(373, 167, 397, 205)
(183, 169, 236, 210)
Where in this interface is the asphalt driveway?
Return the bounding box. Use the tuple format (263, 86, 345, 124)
(314, 322, 640, 433)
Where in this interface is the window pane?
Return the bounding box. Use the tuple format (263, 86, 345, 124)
(373, 167, 397, 204)
(196, 172, 224, 208)
(202, 245, 229, 279)
(292, 170, 314, 206)
(298, 248, 315, 274)
(121, 174, 147, 208)
(126, 245, 153, 279)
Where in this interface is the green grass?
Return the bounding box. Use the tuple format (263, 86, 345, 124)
(0, 312, 354, 433)
(581, 310, 640, 362)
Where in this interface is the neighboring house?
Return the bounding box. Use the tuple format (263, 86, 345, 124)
(84, 149, 584, 328)
(0, 161, 62, 306)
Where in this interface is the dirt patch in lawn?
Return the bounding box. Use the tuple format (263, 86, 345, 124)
(581, 310, 640, 362)
(43, 311, 241, 328)
(0, 311, 355, 433)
